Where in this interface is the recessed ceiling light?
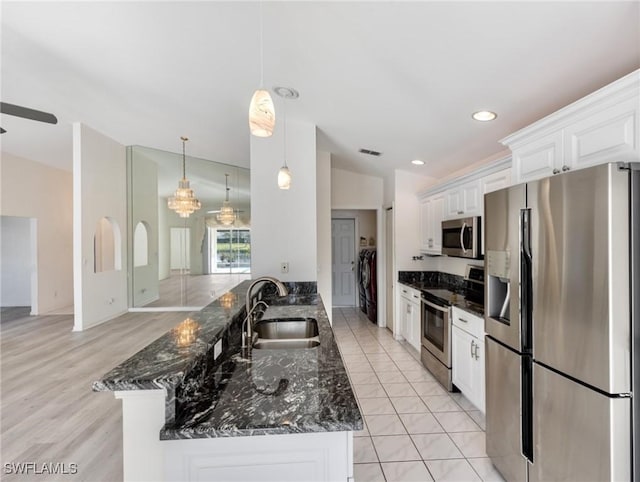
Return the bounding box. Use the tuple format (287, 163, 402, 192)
(273, 86, 300, 99)
(411, 159, 425, 165)
(472, 110, 497, 122)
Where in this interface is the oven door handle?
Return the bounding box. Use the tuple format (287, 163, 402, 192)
(421, 298, 449, 313)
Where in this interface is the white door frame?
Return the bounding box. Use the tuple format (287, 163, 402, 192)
(385, 205, 394, 334)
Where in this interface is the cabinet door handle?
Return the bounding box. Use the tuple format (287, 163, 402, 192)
(458, 317, 468, 323)
(562, 165, 571, 172)
(457, 210, 464, 215)
(552, 168, 560, 175)
(470, 340, 475, 358)
(474, 343, 480, 360)
(413, 295, 419, 299)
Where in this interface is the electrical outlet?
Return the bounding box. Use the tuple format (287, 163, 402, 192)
(214, 339, 223, 360)
(280, 262, 289, 274)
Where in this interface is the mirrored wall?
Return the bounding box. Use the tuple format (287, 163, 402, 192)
(127, 145, 251, 309)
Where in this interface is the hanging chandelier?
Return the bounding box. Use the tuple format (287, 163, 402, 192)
(217, 173, 236, 225)
(168, 137, 201, 218)
(248, 2, 275, 137)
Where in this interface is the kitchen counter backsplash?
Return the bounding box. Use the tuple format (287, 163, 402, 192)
(398, 271, 466, 293)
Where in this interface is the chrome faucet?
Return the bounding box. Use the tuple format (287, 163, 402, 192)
(243, 276, 289, 348)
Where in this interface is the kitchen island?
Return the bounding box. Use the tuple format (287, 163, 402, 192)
(93, 280, 362, 482)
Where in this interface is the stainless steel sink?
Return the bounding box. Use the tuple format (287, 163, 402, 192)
(251, 317, 320, 350)
(253, 339, 320, 350)
(254, 318, 319, 339)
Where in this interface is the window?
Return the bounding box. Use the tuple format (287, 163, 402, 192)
(210, 228, 251, 273)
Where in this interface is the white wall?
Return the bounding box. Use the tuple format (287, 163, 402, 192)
(0, 153, 73, 314)
(316, 151, 332, 322)
(73, 123, 127, 331)
(0, 216, 32, 307)
(332, 168, 383, 209)
(250, 120, 318, 281)
(394, 170, 436, 272)
(427, 256, 484, 276)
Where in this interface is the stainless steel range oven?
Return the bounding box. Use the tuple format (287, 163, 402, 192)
(421, 297, 452, 390)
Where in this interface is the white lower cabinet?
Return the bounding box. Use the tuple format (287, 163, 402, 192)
(451, 307, 485, 413)
(398, 284, 421, 352)
(164, 431, 353, 482)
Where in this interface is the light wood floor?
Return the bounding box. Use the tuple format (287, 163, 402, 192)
(1, 309, 194, 481)
(143, 272, 251, 308)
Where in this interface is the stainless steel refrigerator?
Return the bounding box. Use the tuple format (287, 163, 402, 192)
(484, 162, 639, 481)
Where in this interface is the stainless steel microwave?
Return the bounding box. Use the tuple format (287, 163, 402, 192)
(441, 217, 482, 259)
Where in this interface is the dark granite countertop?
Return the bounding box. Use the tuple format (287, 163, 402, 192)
(93, 280, 362, 440)
(398, 277, 485, 318)
(160, 301, 362, 439)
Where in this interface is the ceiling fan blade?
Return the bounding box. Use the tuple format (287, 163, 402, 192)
(0, 102, 58, 124)
(0, 127, 6, 134)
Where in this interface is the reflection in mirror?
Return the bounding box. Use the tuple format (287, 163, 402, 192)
(133, 221, 149, 267)
(128, 145, 251, 309)
(94, 217, 121, 273)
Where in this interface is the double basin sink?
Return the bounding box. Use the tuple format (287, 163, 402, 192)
(252, 317, 320, 350)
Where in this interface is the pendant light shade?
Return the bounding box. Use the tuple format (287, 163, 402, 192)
(249, 89, 275, 137)
(168, 137, 201, 218)
(217, 174, 236, 225)
(278, 165, 291, 190)
(249, 3, 275, 137)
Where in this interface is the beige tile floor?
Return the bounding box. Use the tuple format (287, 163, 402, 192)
(333, 307, 505, 482)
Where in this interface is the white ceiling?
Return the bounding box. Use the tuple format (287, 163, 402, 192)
(2, 1, 639, 180)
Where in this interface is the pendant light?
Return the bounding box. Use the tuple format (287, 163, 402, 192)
(217, 174, 236, 225)
(248, 2, 275, 137)
(274, 87, 299, 190)
(167, 136, 201, 218)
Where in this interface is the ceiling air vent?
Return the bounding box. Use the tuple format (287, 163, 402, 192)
(359, 148, 382, 157)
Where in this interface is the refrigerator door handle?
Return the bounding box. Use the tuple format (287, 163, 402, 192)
(520, 208, 533, 353)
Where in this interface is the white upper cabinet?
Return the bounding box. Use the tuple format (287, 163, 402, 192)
(481, 168, 512, 195)
(564, 97, 638, 170)
(419, 193, 445, 255)
(444, 180, 481, 219)
(512, 131, 564, 183)
(503, 70, 639, 184)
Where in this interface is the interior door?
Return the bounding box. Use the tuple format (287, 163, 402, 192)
(331, 219, 356, 307)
